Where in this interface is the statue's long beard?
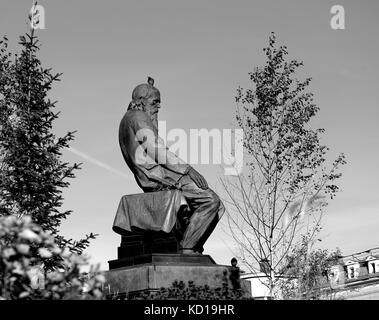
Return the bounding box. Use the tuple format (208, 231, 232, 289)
(151, 112, 158, 130)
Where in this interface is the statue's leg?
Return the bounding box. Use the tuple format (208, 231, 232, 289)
(179, 176, 224, 253)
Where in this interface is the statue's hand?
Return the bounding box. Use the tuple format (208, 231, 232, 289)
(187, 167, 208, 190)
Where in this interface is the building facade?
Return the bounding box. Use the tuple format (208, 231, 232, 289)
(240, 247, 379, 300)
(329, 247, 379, 299)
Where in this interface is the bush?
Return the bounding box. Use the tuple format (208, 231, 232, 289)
(0, 215, 104, 299)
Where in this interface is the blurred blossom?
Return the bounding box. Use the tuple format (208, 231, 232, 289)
(51, 246, 62, 255)
(47, 272, 65, 283)
(38, 248, 52, 259)
(21, 216, 32, 225)
(2, 215, 17, 228)
(0, 216, 104, 300)
(2, 248, 16, 259)
(16, 244, 30, 255)
(18, 229, 41, 242)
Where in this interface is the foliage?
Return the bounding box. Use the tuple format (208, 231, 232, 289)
(0, 22, 101, 300)
(274, 235, 342, 300)
(0, 215, 104, 300)
(0, 28, 95, 253)
(221, 32, 346, 297)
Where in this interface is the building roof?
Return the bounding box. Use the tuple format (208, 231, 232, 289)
(339, 247, 379, 266)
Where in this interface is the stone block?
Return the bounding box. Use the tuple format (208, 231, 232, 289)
(104, 253, 251, 298)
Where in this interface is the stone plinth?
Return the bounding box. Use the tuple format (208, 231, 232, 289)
(116, 230, 180, 261)
(108, 252, 215, 269)
(104, 253, 250, 298)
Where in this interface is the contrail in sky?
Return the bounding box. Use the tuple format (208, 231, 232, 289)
(67, 147, 133, 181)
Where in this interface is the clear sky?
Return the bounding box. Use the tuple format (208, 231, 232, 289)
(1, 0, 379, 269)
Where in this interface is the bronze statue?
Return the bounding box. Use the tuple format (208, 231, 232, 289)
(118, 77, 224, 255)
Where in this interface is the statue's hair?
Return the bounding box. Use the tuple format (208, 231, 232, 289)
(127, 100, 144, 111)
(127, 76, 158, 111)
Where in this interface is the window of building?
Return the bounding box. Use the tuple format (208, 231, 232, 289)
(349, 267, 355, 279)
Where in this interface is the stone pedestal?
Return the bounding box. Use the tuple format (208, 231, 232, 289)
(105, 230, 251, 298)
(105, 253, 249, 298)
(108, 252, 215, 270)
(115, 229, 180, 262)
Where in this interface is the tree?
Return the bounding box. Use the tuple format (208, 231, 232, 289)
(274, 235, 342, 300)
(220, 32, 346, 298)
(0, 28, 95, 256)
(0, 19, 103, 299)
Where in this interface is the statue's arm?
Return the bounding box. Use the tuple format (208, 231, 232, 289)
(133, 111, 191, 176)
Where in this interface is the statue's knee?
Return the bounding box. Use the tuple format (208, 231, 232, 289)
(208, 192, 221, 209)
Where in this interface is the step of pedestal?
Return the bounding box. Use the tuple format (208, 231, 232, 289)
(108, 253, 216, 269)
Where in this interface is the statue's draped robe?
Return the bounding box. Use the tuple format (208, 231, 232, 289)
(118, 108, 225, 251)
(113, 189, 187, 235)
(119, 109, 190, 192)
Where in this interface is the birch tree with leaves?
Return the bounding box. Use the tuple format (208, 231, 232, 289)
(220, 33, 346, 298)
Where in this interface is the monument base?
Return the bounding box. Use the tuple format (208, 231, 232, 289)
(108, 252, 216, 269)
(104, 253, 250, 299)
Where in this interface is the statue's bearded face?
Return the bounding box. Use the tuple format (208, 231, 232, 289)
(145, 91, 161, 128)
(145, 91, 161, 115)
(130, 81, 161, 128)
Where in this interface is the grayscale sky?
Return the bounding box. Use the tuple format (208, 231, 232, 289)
(1, 0, 378, 269)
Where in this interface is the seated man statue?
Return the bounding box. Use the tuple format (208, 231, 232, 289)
(119, 77, 225, 255)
